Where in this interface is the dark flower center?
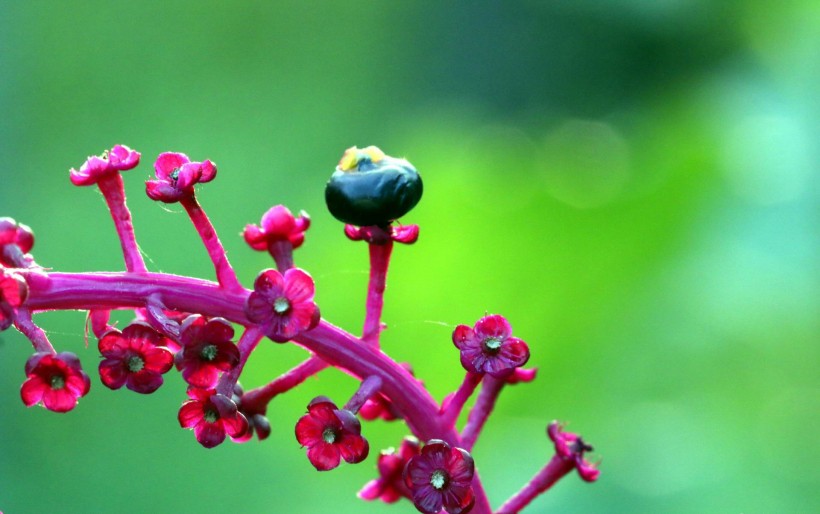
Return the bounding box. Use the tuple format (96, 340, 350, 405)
(170, 169, 180, 182)
(200, 344, 219, 361)
(430, 469, 449, 490)
(273, 297, 291, 314)
(50, 374, 66, 390)
(482, 337, 503, 354)
(127, 355, 145, 373)
(204, 407, 219, 423)
(322, 427, 337, 444)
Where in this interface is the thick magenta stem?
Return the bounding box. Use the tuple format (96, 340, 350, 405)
(179, 195, 242, 292)
(495, 456, 575, 514)
(217, 326, 264, 397)
(97, 175, 147, 273)
(441, 371, 483, 428)
(13, 309, 55, 353)
(362, 240, 393, 346)
(460, 376, 505, 451)
(241, 356, 328, 414)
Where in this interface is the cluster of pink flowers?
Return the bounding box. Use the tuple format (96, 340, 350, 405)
(0, 144, 599, 514)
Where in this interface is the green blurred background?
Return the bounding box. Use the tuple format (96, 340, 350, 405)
(0, 1, 817, 513)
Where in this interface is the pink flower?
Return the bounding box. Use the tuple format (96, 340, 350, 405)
(69, 145, 140, 186)
(21, 352, 91, 413)
(245, 268, 320, 342)
(178, 388, 249, 448)
(174, 315, 239, 389)
(403, 439, 475, 514)
(359, 436, 420, 503)
(98, 322, 175, 394)
(0, 269, 27, 331)
(0, 217, 34, 267)
(547, 422, 600, 482)
(145, 152, 217, 203)
(244, 205, 311, 251)
(295, 396, 369, 471)
(452, 314, 530, 378)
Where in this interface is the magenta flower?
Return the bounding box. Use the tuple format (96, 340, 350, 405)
(295, 396, 369, 471)
(359, 436, 420, 503)
(244, 205, 311, 251)
(452, 314, 530, 378)
(98, 322, 175, 394)
(0, 217, 34, 267)
(174, 315, 239, 388)
(403, 439, 475, 514)
(547, 422, 600, 482)
(69, 144, 141, 186)
(21, 352, 91, 413)
(0, 269, 27, 331)
(146, 152, 217, 203)
(245, 268, 320, 342)
(178, 388, 249, 448)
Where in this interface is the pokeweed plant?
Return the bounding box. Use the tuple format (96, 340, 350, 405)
(0, 144, 600, 514)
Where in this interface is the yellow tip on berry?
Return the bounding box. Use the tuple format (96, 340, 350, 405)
(337, 146, 386, 171)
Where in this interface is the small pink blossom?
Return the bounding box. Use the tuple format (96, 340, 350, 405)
(178, 388, 249, 448)
(244, 205, 311, 251)
(547, 422, 600, 482)
(245, 268, 320, 342)
(69, 145, 140, 186)
(295, 396, 369, 471)
(146, 152, 217, 203)
(174, 315, 239, 388)
(452, 314, 530, 378)
(0, 269, 27, 331)
(98, 322, 174, 394)
(359, 436, 420, 503)
(21, 352, 91, 413)
(403, 439, 475, 514)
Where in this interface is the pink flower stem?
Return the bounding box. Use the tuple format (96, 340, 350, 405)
(2, 245, 37, 269)
(142, 296, 181, 339)
(495, 455, 575, 514)
(217, 326, 264, 397)
(96, 175, 147, 273)
(460, 376, 505, 451)
(441, 371, 483, 428)
(343, 375, 382, 414)
(88, 309, 112, 339)
(241, 355, 328, 414)
(361, 240, 393, 347)
(267, 240, 294, 271)
(179, 195, 242, 292)
(13, 309, 55, 353)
